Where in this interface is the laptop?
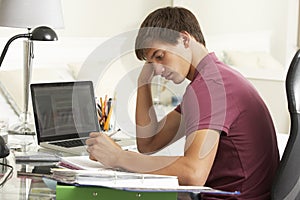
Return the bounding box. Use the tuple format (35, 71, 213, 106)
(30, 81, 100, 155)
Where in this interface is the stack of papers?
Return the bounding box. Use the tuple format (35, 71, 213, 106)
(51, 156, 240, 196)
(51, 168, 240, 195)
(51, 168, 179, 189)
(53, 156, 179, 189)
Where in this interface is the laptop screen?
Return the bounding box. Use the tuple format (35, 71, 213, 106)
(30, 81, 100, 143)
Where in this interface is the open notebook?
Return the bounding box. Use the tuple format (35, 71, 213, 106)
(31, 81, 100, 155)
(52, 156, 240, 196)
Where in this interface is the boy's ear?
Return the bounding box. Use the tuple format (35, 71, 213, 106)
(180, 31, 190, 48)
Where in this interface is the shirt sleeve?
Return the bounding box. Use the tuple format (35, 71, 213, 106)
(181, 68, 229, 136)
(174, 104, 181, 113)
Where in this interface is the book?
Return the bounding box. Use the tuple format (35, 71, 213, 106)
(57, 156, 106, 170)
(14, 151, 61, 162)
(53, 156, 240, 196)
(52, 168, 240, 195)
(54, 156, 179, 188)
(51, 168, 179, 189)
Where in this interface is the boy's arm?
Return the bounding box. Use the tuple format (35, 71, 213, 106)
(87, 129, 220, 185)
(135, 63, 184, 153)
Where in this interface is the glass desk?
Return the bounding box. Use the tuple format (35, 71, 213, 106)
(0, 134, 58, 200)
(0, 153, 57, 200)
(0, 130, 187, 200)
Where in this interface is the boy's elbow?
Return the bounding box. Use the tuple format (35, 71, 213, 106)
(136, 141, 154, 154)
(136, 138, 159, 154)
(136, 144, 160, 155)
(178, 165, 208, 186)
(136, 144, 148, 154)
(179, 173, 206, 186)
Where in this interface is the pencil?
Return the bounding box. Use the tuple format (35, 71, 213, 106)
(103, 105, 113, 131)
(100, 97, 104, 117)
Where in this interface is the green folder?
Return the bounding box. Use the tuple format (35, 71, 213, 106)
(56, 184, 177, 200)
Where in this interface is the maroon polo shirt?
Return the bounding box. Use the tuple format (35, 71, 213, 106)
(175, 53, 279, 199)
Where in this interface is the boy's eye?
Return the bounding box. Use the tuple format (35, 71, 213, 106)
(156, 52, 164, 60)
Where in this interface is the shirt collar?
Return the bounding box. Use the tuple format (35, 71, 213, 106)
(192, 52, 218, 81)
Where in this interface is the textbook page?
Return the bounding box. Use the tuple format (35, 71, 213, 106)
(51, 168, 179, 189)
(51, 168, 240, 195)
(58, 156, 107, 170)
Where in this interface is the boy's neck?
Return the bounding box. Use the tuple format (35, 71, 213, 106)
(186, 41, 209, 81)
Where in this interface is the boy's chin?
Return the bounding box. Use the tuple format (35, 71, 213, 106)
(173, 77, 185, 84)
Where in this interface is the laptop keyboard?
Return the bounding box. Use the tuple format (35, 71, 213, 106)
(50, 139, 87, 148)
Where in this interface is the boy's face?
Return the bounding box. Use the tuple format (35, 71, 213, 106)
(144, 40, 192, 84)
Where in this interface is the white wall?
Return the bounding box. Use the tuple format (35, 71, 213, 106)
(0, 0, 294, 65)
(285, 0, 299, 67)
(173, 0, 293, 67)
(58, 0, 173, 37)
(0, 0, 172, 37)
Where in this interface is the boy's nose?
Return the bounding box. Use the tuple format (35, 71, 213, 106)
(153, 64, 165, 76)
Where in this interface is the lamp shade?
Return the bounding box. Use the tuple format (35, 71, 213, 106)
(0, 0, 64, 29)
(31, 26, 58, 41)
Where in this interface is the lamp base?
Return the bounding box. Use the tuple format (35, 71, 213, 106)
(8, 113, 35, 135)
(8, 124, 35, 135)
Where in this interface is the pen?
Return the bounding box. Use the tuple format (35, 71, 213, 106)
(108, 128, 121, 137)
(107, 98, 112, 114)
(97, 103, 101, 110)
(97, 104, 102, 117)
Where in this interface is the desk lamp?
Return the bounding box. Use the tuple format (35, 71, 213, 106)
(0, 0, 64, 135)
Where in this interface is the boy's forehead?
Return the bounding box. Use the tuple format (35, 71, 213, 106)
(144, 41, 169, 55)
(144, 41, 181, 61)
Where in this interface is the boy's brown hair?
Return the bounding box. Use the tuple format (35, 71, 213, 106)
(135, 7, 206, 61)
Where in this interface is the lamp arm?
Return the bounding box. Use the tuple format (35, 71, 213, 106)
(0, 33, 30, 67)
